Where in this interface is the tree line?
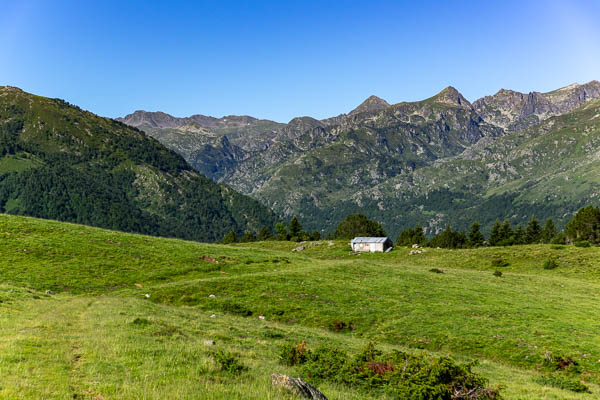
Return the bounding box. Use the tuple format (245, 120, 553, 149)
(222, 205, 600, 248)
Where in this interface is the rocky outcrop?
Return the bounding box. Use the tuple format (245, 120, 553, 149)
(270, 374, 328, 400)
(473, 81, 600, 131)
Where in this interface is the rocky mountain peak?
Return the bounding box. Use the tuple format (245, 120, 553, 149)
(349, 95, 390, 115)
(432, 86, 472, 108)
(118, 110, 181, 129)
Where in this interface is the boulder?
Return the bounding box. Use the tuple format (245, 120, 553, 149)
(270, 374, 327, 399)
(203, 340, 216, 346)
(45, 290, 55, 295)
(292, 246, 306, 252)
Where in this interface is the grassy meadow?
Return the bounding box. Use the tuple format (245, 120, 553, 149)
(0, 214, 599, 399)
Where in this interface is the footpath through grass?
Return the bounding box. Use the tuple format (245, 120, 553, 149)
(0, 214, 599, 399)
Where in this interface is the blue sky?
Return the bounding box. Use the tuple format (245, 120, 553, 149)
(1, 1, 599, 122)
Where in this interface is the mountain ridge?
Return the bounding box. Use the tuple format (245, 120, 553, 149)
(118, 81, 600, 237)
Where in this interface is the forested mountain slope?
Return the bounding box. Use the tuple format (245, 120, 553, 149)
(0, 86, 277, 241)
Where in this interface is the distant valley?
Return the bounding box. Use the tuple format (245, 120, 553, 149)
(119, 81, 600, 238)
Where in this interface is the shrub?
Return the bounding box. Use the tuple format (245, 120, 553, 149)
(282, 342, 502, 399)
(543, 258, 558, 270)
(574, 240, 591, 248)
(131, 317, 151, 326)
(536, 374, 590, 393)
(211, 350, 248, 374)
(490, 257, 509, 268)
(220, 302, 253, 317)
(331, 319, 355, 332)
(493, 270, 502, 278)
(542, 352, 580, 373)
(279, 341, 311, 366)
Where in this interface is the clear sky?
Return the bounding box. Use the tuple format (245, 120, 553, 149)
(1, 0, 599, 122)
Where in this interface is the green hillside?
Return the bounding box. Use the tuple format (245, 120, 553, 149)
(0, 87, 277, 241)
(1, 214, 599, 399)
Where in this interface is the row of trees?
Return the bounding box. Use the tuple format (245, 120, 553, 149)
(222, 216, 322, 244)
(222, 205, 600, 248)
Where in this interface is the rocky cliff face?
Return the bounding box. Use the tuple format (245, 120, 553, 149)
(473, 81, 600, 131)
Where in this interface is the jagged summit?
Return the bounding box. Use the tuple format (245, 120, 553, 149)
(349, 95, 390, 115)
(431, 86, 472, 108)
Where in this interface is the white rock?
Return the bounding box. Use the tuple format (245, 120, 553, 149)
(210, 314, 216, 318)
(258, 315, 266, 320)
(144, 294, 150, 298)
(208, 294, 216, 298)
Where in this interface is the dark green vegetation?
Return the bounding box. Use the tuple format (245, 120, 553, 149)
(0, 86, 277, 242)
(279, 342, 501, 399)
(121, 81, 600, 237)
(1, 214, 599, 399)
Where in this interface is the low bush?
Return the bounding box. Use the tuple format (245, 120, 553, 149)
(211, 350, 248, 374)
(542, 352, 580, 373)
(574, 240, 591, 248)
(331, 319, 355, 332)
(536, 374, 590, 393)
(279, 342, 502, 399)
(429, 268, 444, 274)
(220, 301, 253, 317)
(543, 258, 558, 270)
(493, 270, 502, 278)
(490, 257, 509, 268)
(131, 317, 151, 326)
(279, 341, 311, 366)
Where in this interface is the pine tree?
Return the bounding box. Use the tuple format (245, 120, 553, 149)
(498, 219, 513, 245)
(222, 230, 237, 244)
(310, 230, 321, 241)
(525, 216, 541, 244)
(289, 216, 302, 239)
(541, 219, 557, 243)
(239, 231, 255, 243)
(275, 222, 288, 241)
(489, 219, 502, 246)
(513, 224, 525, 245)
(467, 221, 485, 247)
(257, 226, 272, 241)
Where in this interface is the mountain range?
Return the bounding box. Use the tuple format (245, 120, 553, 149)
(119, 80, 600, 237)
(0, 86, 277, 241)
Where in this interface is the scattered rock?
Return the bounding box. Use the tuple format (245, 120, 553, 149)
(143, 294, 150, 299)
(210, 314, 216, 318)
(292, 246, 306, 252)
(409, 249, 423, 255)
(201, 256, 218, 263)
(412, 244, 421, 249)
(203, 340, 216, 346)
(258, 315, 266, 320)
(208, 294, 216, 298)
(270, 374, 328, 399)
(45, 290, 55, 295)
(134, 283, 143, 288)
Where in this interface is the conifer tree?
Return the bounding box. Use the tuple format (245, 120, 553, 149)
(467, 221, 485, 247)
(489, 219, 502, 246)
(541, 219, 557, 243)
(513, 224, 525, 245)
(525, 216, 541, 244)
(499, 219, 513, 245)
(289, 216, 302, 239)
(257, 226, 272, 241)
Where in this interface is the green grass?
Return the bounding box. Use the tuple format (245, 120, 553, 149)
(1, 214, 599, 398)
